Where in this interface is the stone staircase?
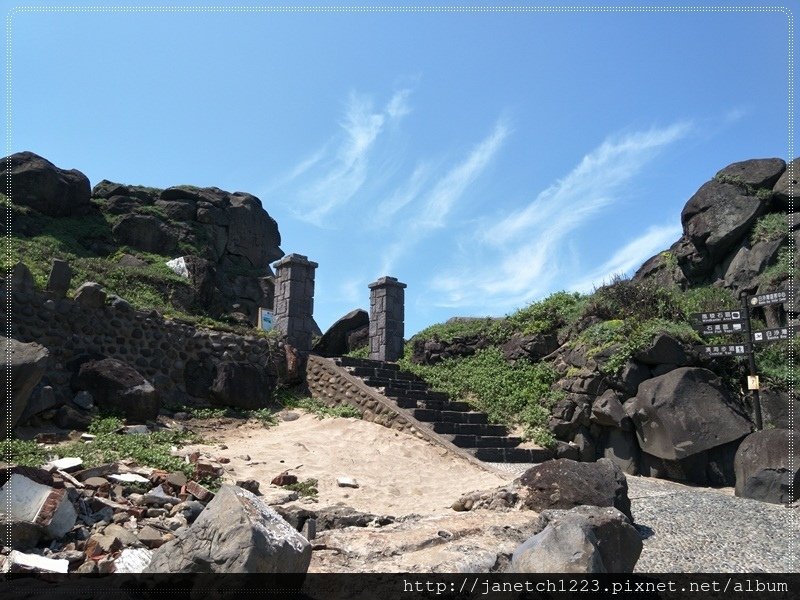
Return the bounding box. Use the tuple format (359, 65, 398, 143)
(332, 356, 553, 463)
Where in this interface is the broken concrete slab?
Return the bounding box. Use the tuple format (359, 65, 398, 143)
(0, 473, 78, 547)
(336, 476, 359, 488)
(2, 550, 69, 573)
(114, 547, 153, 573)
(44, 457, 83, 472)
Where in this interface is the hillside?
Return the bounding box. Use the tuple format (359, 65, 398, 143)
(382, 157, 797, 486)
(2, 151, 284, 332)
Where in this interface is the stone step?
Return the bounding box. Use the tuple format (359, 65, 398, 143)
(382, 387, 449, 402)
(443, 434, 523, 449)
(469, 447, 555, 463)
(346, 367, 423, 383)
(362, 377, 428, 391)
(334, 356, 400, 371)
(432, 422, 507, 436)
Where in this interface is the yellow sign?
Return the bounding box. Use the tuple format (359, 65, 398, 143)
(747, 376, 760, 390)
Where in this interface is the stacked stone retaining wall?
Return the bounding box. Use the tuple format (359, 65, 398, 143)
(3, 284, 280, 406)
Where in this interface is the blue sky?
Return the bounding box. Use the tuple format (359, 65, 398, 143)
(4, 2, 794, 335)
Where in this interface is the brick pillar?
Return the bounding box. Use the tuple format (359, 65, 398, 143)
(272, 254, 318, 351)
(368, 276, 407, 362)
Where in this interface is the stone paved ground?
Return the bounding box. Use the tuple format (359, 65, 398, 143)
(487, 463, 798, 573)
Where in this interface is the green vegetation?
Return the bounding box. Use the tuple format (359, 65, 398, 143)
(3, 438, 48, 466)
(755, 340, 798, 390)
(283, 478, 319, 498)
(399, 346, 560, 446)
(760, 247, 795, 286)
(751, 213, 788, 245)
(410, 317, 509, 344)
(166, 404, 277, 426)
(344, 345, 370, 359)
(276, 389, 362, 419)
(48, 415, 202, 476)
(505, 291, 586, 336)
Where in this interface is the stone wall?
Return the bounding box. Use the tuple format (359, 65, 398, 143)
(3, 283, 281, 407)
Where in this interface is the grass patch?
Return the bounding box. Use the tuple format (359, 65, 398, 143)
(3, 438, 48, 467)
(399, 346, 559, 446)
(760, 246, 795, 286)
(755, 340, 798, 390)
(751, 213, 788, 245)
(276, 390, 361, 419)
(505, 291, 587, 337)
(344, 345, 369, 359)
(53, 417, 203, 477)
(411, 317, 509, 344)
(283, 478, 319, 498)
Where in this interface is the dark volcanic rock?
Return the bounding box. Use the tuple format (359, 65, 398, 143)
(511, 505, 642, 573)
(210, 362, 276, 410)
(225, 193, 283, 268)
(75, 358, 160, 422)
(681, 180, 766, 261)
(518, 458, 632, 522)
(715, 158, 785, 188)
(723, 238, 784, 293)
(633, 333, 689, 366)
(628, 367, 752, 461)
(502, 332, 559, 363)
(1, 336, 49, 436)
(1, 151, 91, 217)
(112, 214, 179, 254)
(734, 429, 800, 504)
(772, 157, 799, 210)
(313, 309, 369, 357)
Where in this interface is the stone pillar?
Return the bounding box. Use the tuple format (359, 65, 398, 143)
(368, 276, 407, 362)
(272, 254, 318, 351)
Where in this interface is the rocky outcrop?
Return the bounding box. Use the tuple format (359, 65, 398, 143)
(734, 429, 800, 504)
(628, 367, 751, 462)
(510, 506, 642, 573)
(145, 485, 312, 573)
(74, 358, 160, 423)
(1, 336, 49, 436)
(1, 151, 91, 217)
(517, 459, 633, 522)
(313, 309, 369, 357)
(209, 362, 276, 410)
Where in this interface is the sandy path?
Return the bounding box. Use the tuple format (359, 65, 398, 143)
(180, 412, 508, 516)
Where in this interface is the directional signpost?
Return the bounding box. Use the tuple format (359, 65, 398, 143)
(692, 289, 794, 430)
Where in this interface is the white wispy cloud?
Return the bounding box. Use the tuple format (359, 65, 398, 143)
(568, 223, 683, 293)
(378, 120, 509, 273)
(278, 89, 412, 226)
(429, 122, 692, 311)
(374, 163, 431, 226)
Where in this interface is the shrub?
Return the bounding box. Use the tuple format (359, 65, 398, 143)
(399, 347, 560, 445)
(3, 438, 48, 466)
(505, 291, 587, 336)
(751, 213, 788, 245)
(276, 390, 361, 419)
(583, 276, 685, 322)
(411, 317, 510, 344)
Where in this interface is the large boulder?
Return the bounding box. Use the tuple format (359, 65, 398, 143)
(723, 238, 784, 293)
(209, 362, 275, 410)
(501, 332, 559, 363)
(715, 158, 785, 188)
(225, 193, 283, 269)
(74, 358, 160, 422)
(0, 337, 49, 437)
(145, 485, 311, 573)
(628, 367, 752, 461)
(681, 180, 766, 261)
(633, 333, 689, 367)
(510, 506, 642, 573)
(312, 309, 369, 357)
(517, 458, 632, 522)
(772, 157, 799, 210)
(1, 151, 91, 217)
(112, 214, 179, 254)
(734, 429, 800, 504)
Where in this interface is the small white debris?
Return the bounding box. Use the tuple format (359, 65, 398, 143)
(114, 547, 153, 574)
(80, 433, 96, 441)
(44, 457, 83, 472)
(3, 551, 69, 573)
(123, 425, 150, 435)
(109, 473, 150, 484)
(336, 476, 359, 489)
(166, 256, 189, 278)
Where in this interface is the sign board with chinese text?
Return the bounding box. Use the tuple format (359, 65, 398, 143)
(751, 326, 795, 344)
(692, 310, 744, 325)
(258, 308, 274, 331)
(700, 344, 750, 357)
(748, 291, 788, 307)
